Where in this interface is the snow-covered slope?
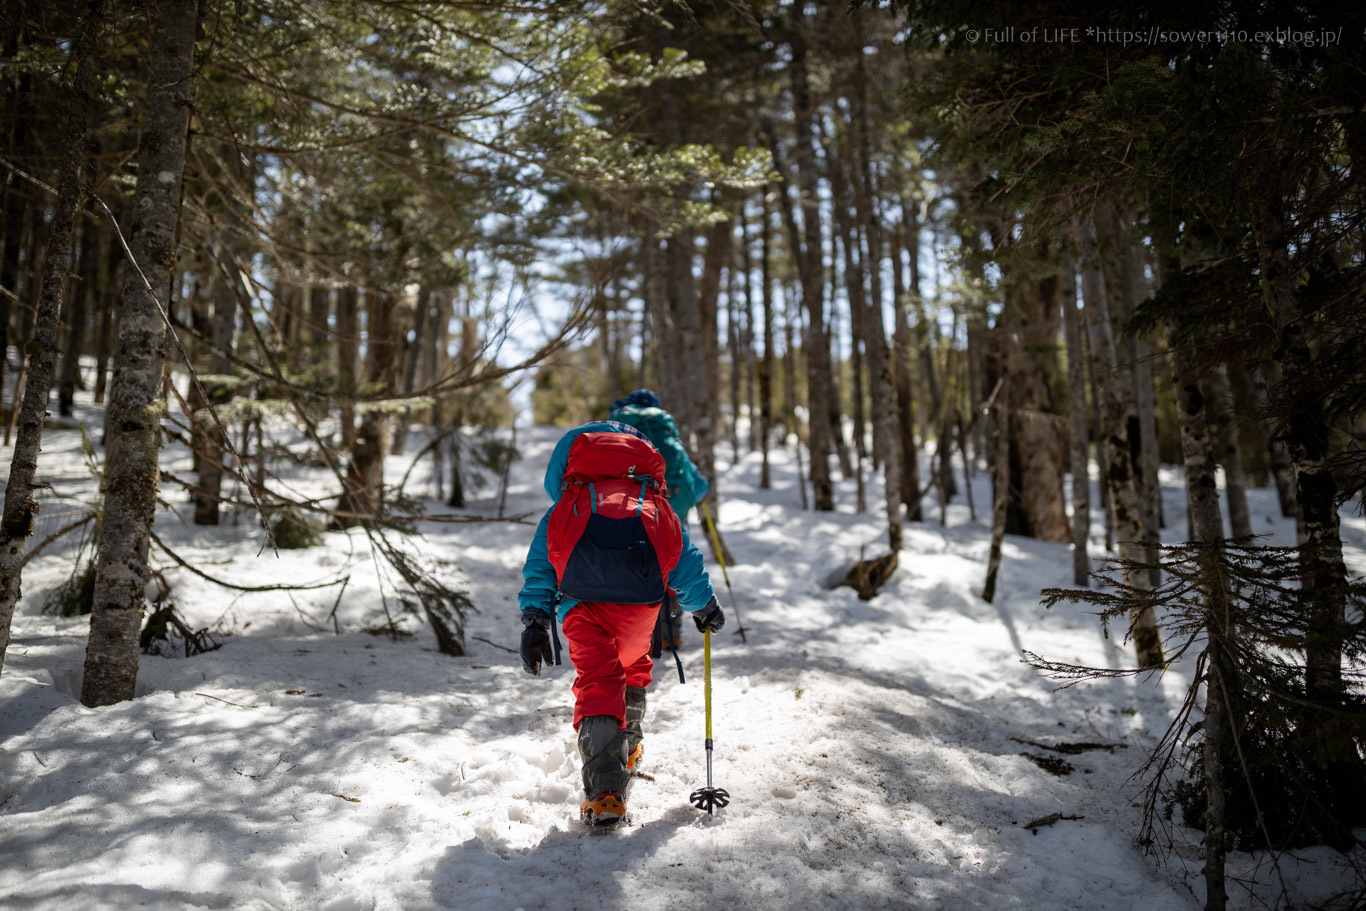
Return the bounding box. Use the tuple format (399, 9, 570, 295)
(2, 417, 1362, 910)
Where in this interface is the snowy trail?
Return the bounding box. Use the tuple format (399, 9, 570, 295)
(2, 424, 1362, 910)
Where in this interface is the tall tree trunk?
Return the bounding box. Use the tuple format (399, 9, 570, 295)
(82, 0, 197, 706)
(935, 312, 958, 527)
(0, 29, 35, 407)
(609, 272, 626, 407)
(1250, 201, 1348, 704)
(335, 291, 412, 526)
(1162, 255, 1231, 911)
(1206, 366, 1253, 539)
(193, 244, 242, 525)
(693, 220, 735, 565)
(850, 10, 903, 552)
(1080, 208, 1165, 669)
(1081, 297, 1117, 554)
(915, 297, 942, 451)
(783, 280, 807, 509)
(1000, 245, 1070, 542)
(1060, 251, 1091, 586)
(694, 221, 728, 457)
(306, 283, 330, 358)
(1251, 361, 1299, 521)
(819, 228, 852, 480)
(787, 7, 833, 510)
(982, 372, 1010, 603)
(392, 286, 428, 458)
(759, 189, 776, 490)
(828, 148, 868, 509)
(827, 252, 855, 481)
(643, 227, 682, 412)
(966, 323, 985, 471)
(58, 216, 100, 416)
(841, 229, 868, 513)
(739, 215, 758, 454)
(448, 305, 480, 509)
(894, 211, 923, 521)
(0, 0, 104, 673)
(727, 260, 741, 460)
(93, 265, 115, 403)
(336, 285, 358, 451)
(1120, 241, 1164, 584)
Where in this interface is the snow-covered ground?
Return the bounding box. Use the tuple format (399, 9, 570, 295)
(2, 396, 1364, 910)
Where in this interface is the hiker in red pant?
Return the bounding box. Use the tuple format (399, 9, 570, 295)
(517, 421, 725, 830)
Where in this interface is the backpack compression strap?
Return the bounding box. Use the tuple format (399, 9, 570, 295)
(665, 604, 685, 684)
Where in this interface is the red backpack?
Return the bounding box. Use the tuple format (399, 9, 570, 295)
(546, 431, 683, 605)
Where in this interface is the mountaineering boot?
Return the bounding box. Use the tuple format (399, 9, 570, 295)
(580, 791, 627, 829)
(624, 686, 647, 771)
(577, 715, 629, 827)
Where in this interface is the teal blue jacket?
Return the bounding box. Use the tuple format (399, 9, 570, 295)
(607, 404, 710, 522)
(518, 421, 716, 625)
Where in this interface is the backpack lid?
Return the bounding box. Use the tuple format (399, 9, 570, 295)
(542, 421, 653, 500)
(563, 431, 667, 488)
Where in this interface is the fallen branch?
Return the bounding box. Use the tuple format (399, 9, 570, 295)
(194, 691, 262, 708)
(150, 529, 348, 593)
(19, 513, 95, 569)
(471, 635, 516, 654)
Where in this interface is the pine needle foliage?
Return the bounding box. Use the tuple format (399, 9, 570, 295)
(1036, 542, 1366, 854)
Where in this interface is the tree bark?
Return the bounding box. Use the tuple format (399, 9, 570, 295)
(0, 27, 34, 407)
(786, 7, 833, 510)
(693, 218, 735, 565)
(1000, 247, 1070, 543)
(826, 232, 855, 482)
(982, 374, 1010, 603)
(92, 267, 115, 403)
(59, 217, 100, 416)
(392, 286, 427, 458)
(393, 285, 423, 458)
(783, 280, 808, 509)
(1123, 243, 1164, 584)
(849, 32, 903, 550)
(758, 192, 775, 490)
(1161, 252, 1230, 911)
(0, 0, 104, 674)
(1251, 361, 1299, 521)
(844, 235, 869, 512)
(336, 285, 359, 451)
(193, 244, 242, 525)
(1080, 208, 1165, 669)
(1250, 201, 1348, 704)
(727, 259, 741, 460)
(739, 216, 758, 454)
(828, 150, 868, 510)
(935, 313, 958, 527)
(642, 227, 682, 413)
(82, 0, 196, 706)
(894, 211, 923, 521)
(1206, 366, 1252, 539)
(335, 291, 412, 526)
(1060, 252, 1091, 586)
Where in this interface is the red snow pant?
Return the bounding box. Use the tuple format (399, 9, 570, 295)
(561, 601, 659, 730)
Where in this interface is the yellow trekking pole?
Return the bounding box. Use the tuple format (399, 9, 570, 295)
(688, 629, 729, 815)
(700, 499, 748, 642)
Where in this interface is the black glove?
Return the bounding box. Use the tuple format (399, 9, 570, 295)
(521, 610, 553, 676)
(692, 597, 726, 634)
